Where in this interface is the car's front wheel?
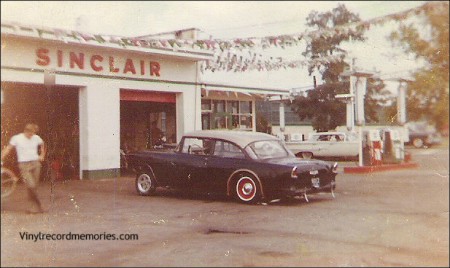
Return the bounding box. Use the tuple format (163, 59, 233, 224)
(136, 172, 156, 196)
(412, 137, 424, 148)
(234, 175, 260, 204)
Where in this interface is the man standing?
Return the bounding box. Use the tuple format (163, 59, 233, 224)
(1, 123, 46, 213)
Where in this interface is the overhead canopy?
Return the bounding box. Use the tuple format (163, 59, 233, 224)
(201, 82, 290, 101)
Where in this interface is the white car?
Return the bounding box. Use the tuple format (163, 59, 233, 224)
(285, 131, 359, 159)
(406, 122, 442, 148)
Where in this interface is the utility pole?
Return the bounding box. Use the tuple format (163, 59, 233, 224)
(279, 101, 285, 135)
(397, 81, 407, 125)
(348, 58, 356, 131)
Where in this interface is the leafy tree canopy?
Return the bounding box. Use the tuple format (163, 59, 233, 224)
(290, 4, 390, 132)
(389, 2, 449, 131)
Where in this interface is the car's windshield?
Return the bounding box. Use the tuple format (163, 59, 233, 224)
(247, 140, 291, 160)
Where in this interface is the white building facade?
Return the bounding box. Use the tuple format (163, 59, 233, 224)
(1, 23, 289, 179)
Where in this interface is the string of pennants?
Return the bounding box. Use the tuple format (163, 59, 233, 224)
(26, 1, 442, 73)
(201, 50, 348, 73)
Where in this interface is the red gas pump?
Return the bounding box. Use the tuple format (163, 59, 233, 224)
(371, 131, 382, 166)
(364, 129, 382, 166)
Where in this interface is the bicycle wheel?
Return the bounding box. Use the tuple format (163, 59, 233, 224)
(1, 168, 18, 199)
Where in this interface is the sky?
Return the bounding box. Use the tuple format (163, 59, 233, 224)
(1, 1, 430, 93)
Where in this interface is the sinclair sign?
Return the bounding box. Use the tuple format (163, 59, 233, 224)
(35, 48, 161, 77)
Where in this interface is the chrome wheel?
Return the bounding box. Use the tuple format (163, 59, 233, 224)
(136, 173, 156, 196)
(413, 138, 424, 148)
(236, 176, 257, 202)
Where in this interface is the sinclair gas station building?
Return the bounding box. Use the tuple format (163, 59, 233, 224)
(1, 22, 290, 179)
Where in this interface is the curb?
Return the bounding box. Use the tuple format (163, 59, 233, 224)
(343, 162, 419, 174)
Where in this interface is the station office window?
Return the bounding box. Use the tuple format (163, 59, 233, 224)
(201, 99, 253, 131)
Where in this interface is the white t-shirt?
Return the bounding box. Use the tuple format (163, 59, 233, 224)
(9, 133, 44, 162)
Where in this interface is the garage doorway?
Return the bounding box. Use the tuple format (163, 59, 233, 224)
(120, 90, 176, 153)
(1, 82, 80, 181)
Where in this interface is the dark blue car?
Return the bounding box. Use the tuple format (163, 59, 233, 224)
(128, 130, 338, 204)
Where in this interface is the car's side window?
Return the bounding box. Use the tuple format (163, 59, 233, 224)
(182, 138, 212, 155)
(213, 140, 245, 159)
(330, 135, 343, 142)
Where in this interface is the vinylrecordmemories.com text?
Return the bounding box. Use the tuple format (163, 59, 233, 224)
(19, 232, 138, 242)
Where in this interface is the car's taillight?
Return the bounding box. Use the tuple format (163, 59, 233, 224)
(291, 166, 298, 178)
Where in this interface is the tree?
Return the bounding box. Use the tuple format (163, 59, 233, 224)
(290, 82, 346, 132)
(388, 2, 449, 131)
(365, 77, 392, 123)
(290, 4, 389, 132)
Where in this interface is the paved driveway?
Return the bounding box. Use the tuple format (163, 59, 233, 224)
(1, 145, 448, 267)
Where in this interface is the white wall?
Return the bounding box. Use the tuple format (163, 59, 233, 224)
(78, 81, 120, 172)
(175, 84, 199, 142)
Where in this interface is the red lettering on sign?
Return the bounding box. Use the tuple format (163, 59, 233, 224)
(150, 61, 160, 77)
(90, 55, 103, 72)
(35, 48, 161, 76)
(140, 60, 145, 75)
(123, 59, 136, 74)
(109, 56, 119, 73)
(36, 48, 50, 66)
(70, 52, 85, 69)
(57, 50, 63, 67)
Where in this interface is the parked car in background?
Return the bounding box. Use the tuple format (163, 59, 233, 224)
(285, 131, 359, 160)
(406, 121, 442, 148)
(127, 130, 338, 204)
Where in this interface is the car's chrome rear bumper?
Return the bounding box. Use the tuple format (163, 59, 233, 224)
(281, 179, 336, 197)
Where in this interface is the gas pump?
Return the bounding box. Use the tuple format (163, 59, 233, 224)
(369, 129, 382, 165)
(390, 129, 404, 162)
(381, 129, 404, 164)
(362, 129, 382, 166)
